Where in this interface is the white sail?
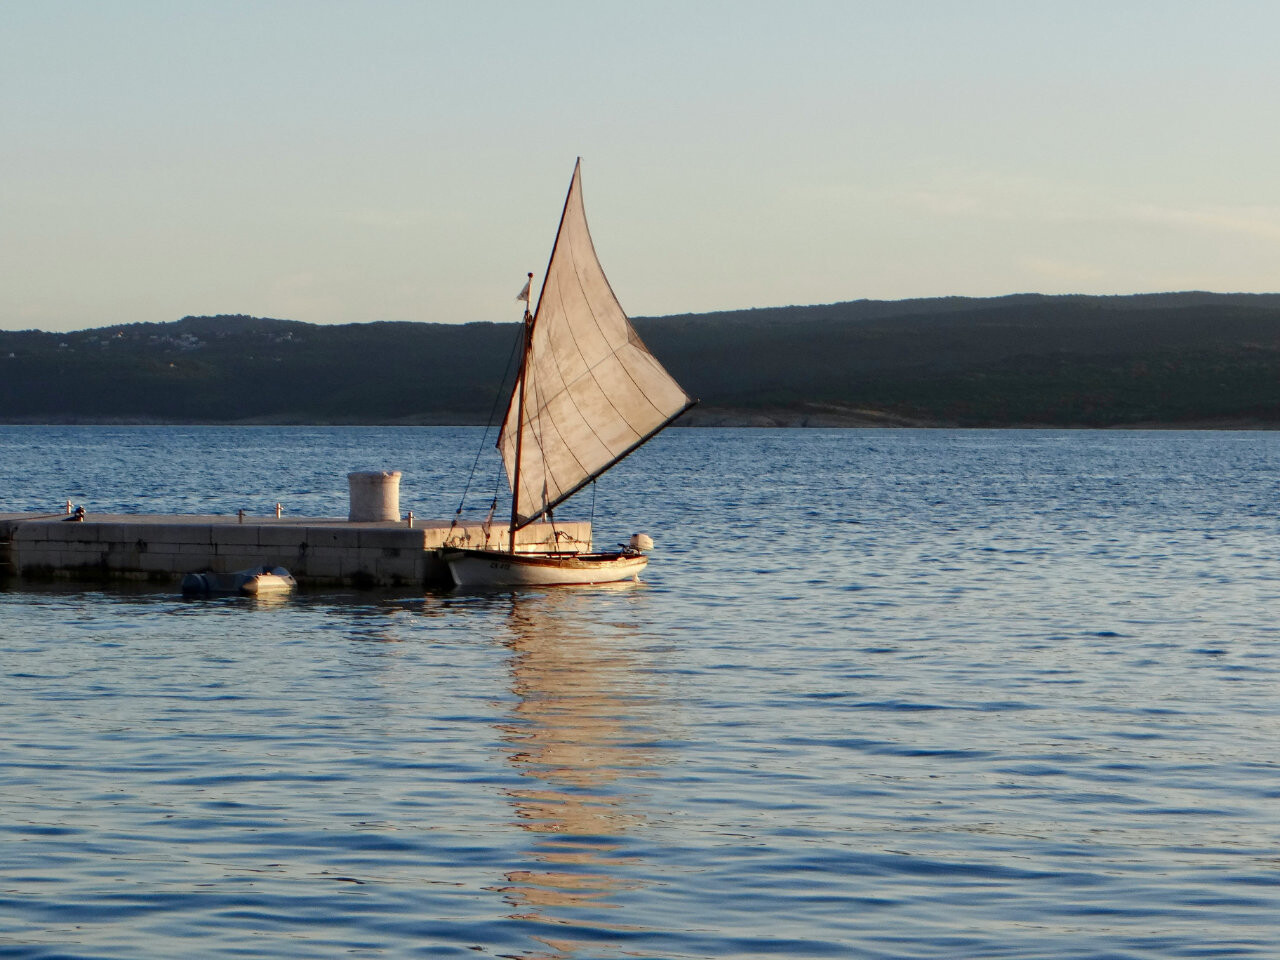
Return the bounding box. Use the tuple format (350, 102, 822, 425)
(498, 161, 693, 529)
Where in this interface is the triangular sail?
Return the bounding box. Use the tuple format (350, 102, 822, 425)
(498, 161, 693, 531)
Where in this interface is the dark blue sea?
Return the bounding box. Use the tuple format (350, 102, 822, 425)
(3, 426, 1280, 959)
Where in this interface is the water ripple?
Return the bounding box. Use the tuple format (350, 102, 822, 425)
(3, 427, 1280, 957)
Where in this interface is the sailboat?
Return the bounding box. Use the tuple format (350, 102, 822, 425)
(441, 161, 695, 588)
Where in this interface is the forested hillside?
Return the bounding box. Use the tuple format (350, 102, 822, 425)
(4, 293, 1280, 426)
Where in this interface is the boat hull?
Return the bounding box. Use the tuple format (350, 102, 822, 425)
(181, 566, 297, 596)
(441, 548, 647, 588)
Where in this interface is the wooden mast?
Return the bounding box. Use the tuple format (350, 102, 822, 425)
(505, 162, 579, 550)
(508, 272, 534, 554)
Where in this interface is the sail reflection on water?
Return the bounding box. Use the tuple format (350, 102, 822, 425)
(491, 588, 670, 957)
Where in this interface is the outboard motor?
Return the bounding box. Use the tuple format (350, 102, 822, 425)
(627, 533, 654, 554)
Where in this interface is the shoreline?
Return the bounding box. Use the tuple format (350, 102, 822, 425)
(2, 409, 1279, 430)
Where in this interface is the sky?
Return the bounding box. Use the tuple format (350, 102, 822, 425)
(4, 0, 1280, 333)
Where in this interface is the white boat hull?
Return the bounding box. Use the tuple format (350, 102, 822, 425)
(181, 565, 297, 596)
(441, 548, 647, 588)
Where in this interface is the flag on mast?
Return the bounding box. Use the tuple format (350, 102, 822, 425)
(515, 276, 531, 303)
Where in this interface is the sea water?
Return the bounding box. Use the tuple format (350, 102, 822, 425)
(2, 426, 1279, 959)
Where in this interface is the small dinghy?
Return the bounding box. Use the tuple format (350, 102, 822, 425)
(181, 565, 297, 597)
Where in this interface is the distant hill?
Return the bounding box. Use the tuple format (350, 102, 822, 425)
(4, 292, 1280, 427)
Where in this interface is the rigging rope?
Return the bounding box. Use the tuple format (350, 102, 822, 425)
(447, 325, 523, 541)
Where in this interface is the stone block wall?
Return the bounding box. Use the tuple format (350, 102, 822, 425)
(0, 514, 592, 589)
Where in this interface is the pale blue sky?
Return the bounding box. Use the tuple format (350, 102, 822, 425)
(4, 0, 1279, 332)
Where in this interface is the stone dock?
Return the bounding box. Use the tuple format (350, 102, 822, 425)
(0, 513, 590, 589)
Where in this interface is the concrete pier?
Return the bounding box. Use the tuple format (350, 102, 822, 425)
(0, 513, 591, 589)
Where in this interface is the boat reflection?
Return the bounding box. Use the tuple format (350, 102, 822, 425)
(492, 588, 667, 958)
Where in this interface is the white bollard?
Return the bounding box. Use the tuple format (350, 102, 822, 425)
(348, 471, 402, 522)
